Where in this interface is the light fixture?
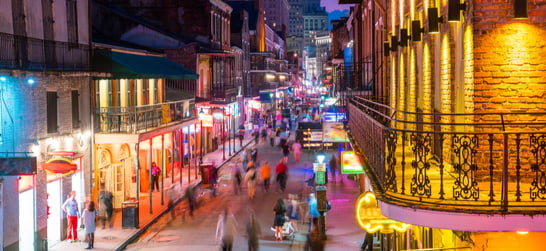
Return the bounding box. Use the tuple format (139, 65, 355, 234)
(448, 0, 467, 22)
(390, 35, 398, 51)
(411, 20, 424, 41)
(428, 7, 444, 33)
(316, 151, 326, 164)
(0, 76, 6, 82)
(383, 41, 390, 56)
(514, 0, 528, 19)
(399, 28, 409, 47)
(27, 78, 36, 85)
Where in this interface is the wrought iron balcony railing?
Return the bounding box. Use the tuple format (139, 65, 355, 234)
(348, 96, 546, 214)
(0, 32, 90, 70)
(95, 99, 195, 133)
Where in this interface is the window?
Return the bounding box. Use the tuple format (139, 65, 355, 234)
(71, 90, 80, 129)
(47, 92, 58, 133)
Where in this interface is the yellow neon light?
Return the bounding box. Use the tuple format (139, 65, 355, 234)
(355, 191, 411, 233)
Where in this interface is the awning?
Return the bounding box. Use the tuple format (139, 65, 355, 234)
(94, 50, 199, 80)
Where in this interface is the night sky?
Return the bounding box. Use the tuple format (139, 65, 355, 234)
(321, 0, 351, 12)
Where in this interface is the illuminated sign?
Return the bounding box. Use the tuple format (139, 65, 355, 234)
(199, 115, 213, 127)
(42, 157, 76, 176)
(322, 122, 349, 142)
(340, 151, 364, 174)
(355, 192, 411, 233)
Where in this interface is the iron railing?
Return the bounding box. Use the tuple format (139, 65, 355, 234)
(348, 96, 546, 213)
(335, 62, 374, 91)
(95, 99, 195, 133)
(0, 32, 90, 70)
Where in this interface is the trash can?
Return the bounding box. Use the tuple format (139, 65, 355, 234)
(200, 163, 214, 188)
(122, 200, 139, 228)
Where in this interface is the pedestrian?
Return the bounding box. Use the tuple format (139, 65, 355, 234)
(281, 141, 290, 163)
(307, 193, 320, 230)
(329, 153, 339, 183)
(239, 127, 245, 147)
(273, 198, 287, 241)
(260, 161, 271, 192)
(151, 162, 161, 192)
(292, 139, 302, 164)
(245, 163, 257, 199)
(216, 208, 238, 251)
(246, 211, 261, 251)
(261, 126, 267, 143)
(242, 149, 249, 171)
(81, 201, 98, 249)
(251, 147, 258, 164)
(98, 187, 113, 229)
(62, 191, 80, 242)
(269, 128, 276, 147)
(286, 194, 301, 232)
(185, 186, 196, 217)
(275, 159, 288, 192)
(233, 163, 243, 195)
(254, 127, 260, 144)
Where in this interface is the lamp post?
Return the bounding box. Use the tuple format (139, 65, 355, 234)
(314, 150, 327, 240)
(199, 109, 204, 164)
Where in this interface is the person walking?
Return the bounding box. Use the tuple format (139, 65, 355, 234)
(233, 163, 243, 195)
(81, 201, 98, 249)
(62, 191, 80, 242)
(261, 126, 267, 143)
(151, 162, 161, 192)
(260, 161, 271, 192)
(245, 164, 257, 200)
(275, 159, 288, 192)
(269, 128, 276, 147)
(281, 141, 291, 163)
(329, 153, 339, 183)
(185, 186, 196, 217)
(98, 188, 113, 229)
(246, 211, 261, 251)
(291, 139, 302, 164)
(239, 127, 245, 147)
(307, 193, 320, 230)
(216, 208, 238, 251)
(273, 198, 287, 241)
(286, 194, 301, 232)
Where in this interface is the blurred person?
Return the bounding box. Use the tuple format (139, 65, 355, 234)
(233, 163, 243, 195)
(185, 186, 196, 217)
(329, 153, 339, 183)
(291, 139, 302, 164)
(151, 162, 161, 192)
(245, 164, 257, 200)
(246, 211, 262, 251)
(286, 194, 301, 232)
(307, 193, 320, 230)
(275, 159, 288, 192)
(216, 208, 239, 251)
(261, 126, 267, 143)
(281, 141, 290, 163)
(81, 201, 98, 249)
(98, 187, 113, 229)
(260, 161, 271, 192)
(269, 127, 276, 146)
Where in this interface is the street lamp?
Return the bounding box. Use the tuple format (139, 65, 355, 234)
(314, 150, 328, 240)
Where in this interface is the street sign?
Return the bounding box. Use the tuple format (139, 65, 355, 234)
(315, 170, 326, 184)
(313, 163, 326, 172)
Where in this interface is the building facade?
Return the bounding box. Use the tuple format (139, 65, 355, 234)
(345, 0, 546, 249)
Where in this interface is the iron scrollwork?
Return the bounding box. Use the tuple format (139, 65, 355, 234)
(530, 134, 546, 201)
(385, 131, 398, 193)
(452, 135, 479, 200)
(410, 132, 432, 198)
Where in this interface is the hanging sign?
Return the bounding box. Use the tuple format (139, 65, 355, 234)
(0, 157, 37, 175)
(42, 157, 77, 176)
(340, 151, 364, 174)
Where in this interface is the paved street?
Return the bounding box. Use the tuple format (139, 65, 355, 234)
(124, 136, 364, 251)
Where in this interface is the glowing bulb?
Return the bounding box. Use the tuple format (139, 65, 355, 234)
(0, 76, 6, 82)
(27, 78, 35, 85)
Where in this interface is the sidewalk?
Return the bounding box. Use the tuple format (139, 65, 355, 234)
(49, 136, 256, 251)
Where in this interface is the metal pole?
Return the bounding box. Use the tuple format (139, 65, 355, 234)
(200, 120, 203, 164)
(161, 134, 164, 205)
(149, 139, 153, 214)
(223, 113, 226, 161)
(194, 124, 198, 179)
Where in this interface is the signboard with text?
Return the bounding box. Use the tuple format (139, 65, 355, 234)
(0, 157, 37, 175)
(340, 151, 364, 174)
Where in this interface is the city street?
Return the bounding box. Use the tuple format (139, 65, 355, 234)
(124, 134, 364, 251)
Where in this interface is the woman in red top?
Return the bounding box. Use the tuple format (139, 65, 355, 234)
(275, 159, 288, 192)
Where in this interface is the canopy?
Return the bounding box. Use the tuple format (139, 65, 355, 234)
(94, 50, 199, 80)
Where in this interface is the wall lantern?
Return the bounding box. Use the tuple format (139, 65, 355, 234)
(411, 20, 424, 41)
(390, 35, 398, 51)
(448, 0, 467, 22)
(428, 7, 444, 33)
(514, 0, 528, 19)
(399, 28, 409, 47)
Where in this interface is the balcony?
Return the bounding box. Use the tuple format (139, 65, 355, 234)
(348, 97, 546, 230)
(95, 99, 195, 133)
(0, 32, 90, 70)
